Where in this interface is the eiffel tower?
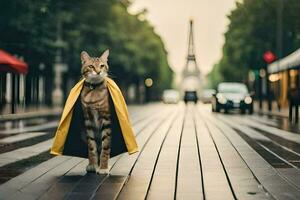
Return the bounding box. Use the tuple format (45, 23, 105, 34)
(181, 19, 201, 90)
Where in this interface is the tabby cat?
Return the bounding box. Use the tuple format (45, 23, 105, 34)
(80, 50, 111, 174)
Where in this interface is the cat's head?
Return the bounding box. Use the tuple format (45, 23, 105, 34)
(81, 50, 109, 84)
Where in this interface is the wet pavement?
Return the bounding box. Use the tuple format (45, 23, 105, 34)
(0, 116, 58, 132)
(0, 103, 299, 199)
(256, 113, 300, 133)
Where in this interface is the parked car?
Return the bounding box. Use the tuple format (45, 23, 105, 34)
(184, 91, 198, 104)
(162, 89, 180, 104)
(212, 82, 253, 114)
(201, 89, 216, 104)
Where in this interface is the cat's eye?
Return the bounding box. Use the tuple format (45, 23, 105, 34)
(88, 65, 94, 69)
(100, 64, 105, 68)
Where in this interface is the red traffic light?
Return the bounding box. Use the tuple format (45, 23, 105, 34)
(263, 51, 276, 64)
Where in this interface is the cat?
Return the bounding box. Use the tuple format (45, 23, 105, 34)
(80, 50, 111, 174)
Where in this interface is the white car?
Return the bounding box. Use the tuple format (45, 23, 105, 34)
(212, 82, 253, 114)
(201, 89, 216, 103)
(162, 89, 180, 104)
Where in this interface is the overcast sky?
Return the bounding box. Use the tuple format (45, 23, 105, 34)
(129, 0, 237, 75)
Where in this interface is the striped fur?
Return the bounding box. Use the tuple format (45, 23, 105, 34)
(80, 50, 111, 174)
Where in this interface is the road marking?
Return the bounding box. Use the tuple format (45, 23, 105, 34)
(146, 105, 184, 200)
(230, 115, 300, 143)
(0, 105, 163, 169)
(249, 115, 278, 126)
(0, 121, 58, 135)
(116, 106, 177, 200)
(0, 132, 48, 144)
(204, 110, 300, 200)
(1, 104, 300, 199)
(218, 115, 271, 142)
(196, 109, 235, 200)
(0, 139, 52, 167)
(175, 105, 204, 199)
(217, 114, 300, 168)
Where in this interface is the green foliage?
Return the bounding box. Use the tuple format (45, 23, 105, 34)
(0, 0, 172, 94)
(207, 63, 223, 89)
(209, 0, 300, 86)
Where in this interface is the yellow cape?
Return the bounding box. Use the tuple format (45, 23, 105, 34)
(50, 77, 138, 157)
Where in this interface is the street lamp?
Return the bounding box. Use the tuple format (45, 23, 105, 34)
(144, 78, 153, 102)
(145, 78, 153, 87)
(52, 19, 68, 107)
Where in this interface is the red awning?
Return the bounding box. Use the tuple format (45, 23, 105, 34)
(0, 49, 28, 74)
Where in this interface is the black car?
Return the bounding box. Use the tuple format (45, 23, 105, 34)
(212, 82, 253, 114)
(184, 91, 198, 104)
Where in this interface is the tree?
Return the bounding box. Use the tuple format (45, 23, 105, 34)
(0, 0, 173, 103)
(209, 0, 300, 86)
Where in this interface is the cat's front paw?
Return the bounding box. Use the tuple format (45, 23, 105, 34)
(97, 168, 109, 175)
(86, 164, 97, 173)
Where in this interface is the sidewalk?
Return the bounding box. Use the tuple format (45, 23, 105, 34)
(254, 100, 289, 118)
(0, 104, 62, 121)
(1, 103, 300, 199)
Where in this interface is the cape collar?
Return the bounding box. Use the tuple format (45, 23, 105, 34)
(83, 81, 104, 90)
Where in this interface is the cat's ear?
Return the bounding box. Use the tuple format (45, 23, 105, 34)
(100, 49, 109, 63)
(81, 51, 90, 64)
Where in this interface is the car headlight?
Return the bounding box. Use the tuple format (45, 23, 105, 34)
(244, 96, 252, 104)
(218, 97, 227, 104)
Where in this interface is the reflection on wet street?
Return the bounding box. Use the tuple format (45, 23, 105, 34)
(1, 103, 300, 199)
(256, 114, 300, 133)
(0, 116, 58, 132)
